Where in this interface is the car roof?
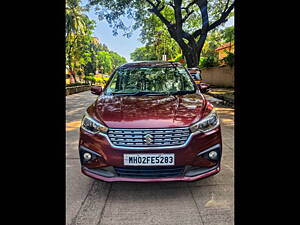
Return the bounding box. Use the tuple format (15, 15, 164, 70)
(118, 61, 183, 69)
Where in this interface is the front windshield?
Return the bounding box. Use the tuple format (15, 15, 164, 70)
(105, 66, 196, 95)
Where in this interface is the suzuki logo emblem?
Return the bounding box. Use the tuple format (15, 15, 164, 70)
(144, 134, 153, 144)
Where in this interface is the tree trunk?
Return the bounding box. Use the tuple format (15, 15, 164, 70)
(72, 74, 77, 83)
(68, 52, 77, 83)
(183, 48, 200, 68)
(182, 33, 207, 68)
(69, 66, 77, 83)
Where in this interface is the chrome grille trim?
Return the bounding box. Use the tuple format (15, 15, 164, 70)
(107, 128, 191, 148)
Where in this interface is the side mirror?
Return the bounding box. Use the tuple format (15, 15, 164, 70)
(197, 83, 210, 93)
(91, 86, 103, 95)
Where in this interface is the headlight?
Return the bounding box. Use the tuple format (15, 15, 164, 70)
(81, 113, 108, 134)
(190, 109, 219, 133)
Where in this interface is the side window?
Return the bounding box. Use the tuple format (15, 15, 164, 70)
(105, 72, 118, 93)
(110, 77, 117, 90)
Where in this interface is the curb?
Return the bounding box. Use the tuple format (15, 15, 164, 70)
(206, 92, 234, 108)
(66, 85, 91, 96)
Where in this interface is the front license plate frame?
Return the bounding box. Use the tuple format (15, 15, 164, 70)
(123, 153, 175, 166)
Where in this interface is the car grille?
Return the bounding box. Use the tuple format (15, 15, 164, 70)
(107, 128, 191, 147)
(114, 166, 185, 178)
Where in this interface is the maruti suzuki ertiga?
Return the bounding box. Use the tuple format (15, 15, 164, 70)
(79, 61, 222, 182)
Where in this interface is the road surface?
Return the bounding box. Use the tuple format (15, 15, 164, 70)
(66, 91, 234, 225)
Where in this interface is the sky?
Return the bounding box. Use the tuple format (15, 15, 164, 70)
(81, 0, 234, 62)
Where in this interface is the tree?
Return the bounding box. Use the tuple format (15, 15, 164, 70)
(87, 0, 234, 67)
(109, 51, 127, 70)
(66, 0, 128, 83)
(97, 51, 113, 74)
(66, 0, 92, 82)
(139, 7, 181, 60)
(130, 46, 157, 61)
(201, 25, 234, 60)
(221, 25, 234, 43)
(83, 40, 127, 75)
(201, 29, 223, 58)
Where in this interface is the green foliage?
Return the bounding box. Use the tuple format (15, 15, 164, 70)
(173, 54, 183, 62)
(87, 0, 234, 68)
(201, 26, 234, 59)
(87, 0, 234, 37)
(130, 46, 157, 61)
(66, 0, 96, 80)
(66, 0, 127, 80)
(202, 30, 223, 58)
(97, 51, 113, 74)
(222, 51, 234, 66)
(84, 75, 109, 86)
(138, 6, 181, 60)
(95, 76, 109, 86)
(83, 76, 95, 84)
(200, 56, 219, 68)
(170, 54, 186, 66)
(221, 26, 234, 43)
(110, 51, 127, 68)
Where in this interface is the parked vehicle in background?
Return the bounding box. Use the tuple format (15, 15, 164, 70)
(188, 68, 202, 84)
(79, 61, 221, 182)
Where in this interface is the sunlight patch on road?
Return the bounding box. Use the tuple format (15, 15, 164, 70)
(218, 111, 234, 116)
(66, 120, 81, 131)
(66, 107, 85, 116)
(205, 193, 230, 209)
(215, 107, 235, 117)
(214, 107, 234, 111)
(221, 118, 234, 126)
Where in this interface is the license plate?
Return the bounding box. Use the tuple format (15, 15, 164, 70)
(124, 153, 175, 166)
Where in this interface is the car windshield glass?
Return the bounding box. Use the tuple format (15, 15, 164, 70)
(105, 66, 196, 95)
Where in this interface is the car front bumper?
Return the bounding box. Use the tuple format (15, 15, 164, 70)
(81, 165, 220, 182)
(79, 126, 222, 182)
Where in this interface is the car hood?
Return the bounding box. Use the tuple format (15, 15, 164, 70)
(91, 93, 206, 128)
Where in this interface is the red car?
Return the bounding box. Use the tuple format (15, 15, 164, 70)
(79, 61, 222, 182)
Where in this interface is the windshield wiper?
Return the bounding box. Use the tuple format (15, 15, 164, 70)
(169, 90, 195, 95)
(112, 91, 169, 96)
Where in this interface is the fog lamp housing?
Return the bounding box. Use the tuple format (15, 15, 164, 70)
(208, 151, 218, 160)
(83, 152, 92, 161)
(197, 144, 221, 162)
(79, 146, 103, 165)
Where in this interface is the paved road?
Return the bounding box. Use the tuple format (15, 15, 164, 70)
(66, 91, 234, 225)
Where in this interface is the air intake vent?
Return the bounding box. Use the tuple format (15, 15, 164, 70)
(114, 166, 185, 178)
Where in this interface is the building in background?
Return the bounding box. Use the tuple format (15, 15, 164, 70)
(215, 42, 234, 62)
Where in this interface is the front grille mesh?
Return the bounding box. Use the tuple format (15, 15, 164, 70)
(114, 166, 185, 178)
(107, 128, 191, 147)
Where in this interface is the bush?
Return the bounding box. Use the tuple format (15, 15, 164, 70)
(222, 52, 234, 67)
(94, 76, 109, 86)
(84, 75, 110, 86)
(200, 56, 219, 68)
(83, 76, 89, 84)
(170, 54, 186, 66)
(83, 76, 95, 85)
